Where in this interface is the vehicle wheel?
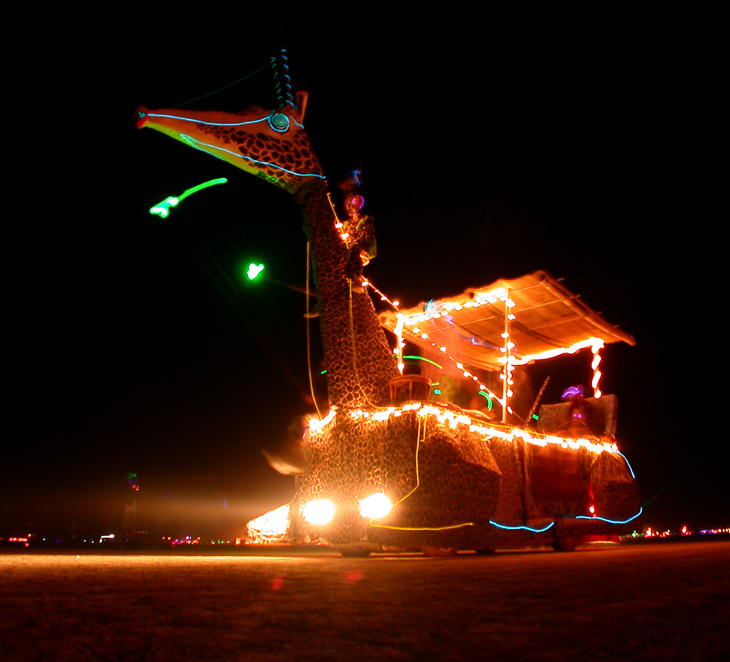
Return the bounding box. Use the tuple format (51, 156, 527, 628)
(421, 546, 458, 557)
(552, 536, 578, 552)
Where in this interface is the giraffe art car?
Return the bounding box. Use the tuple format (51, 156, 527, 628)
(137, 55, 640, 556)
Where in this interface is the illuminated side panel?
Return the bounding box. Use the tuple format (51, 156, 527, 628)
(299, 401, 639, 551)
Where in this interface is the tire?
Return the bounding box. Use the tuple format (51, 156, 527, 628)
(552, 537, 578, 552)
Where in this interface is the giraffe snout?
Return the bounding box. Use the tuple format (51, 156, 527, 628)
(135, 106, 150, 129)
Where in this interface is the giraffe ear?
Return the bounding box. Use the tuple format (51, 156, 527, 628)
(293, 91, 309, 123)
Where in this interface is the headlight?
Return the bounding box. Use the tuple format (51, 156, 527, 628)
(359, 493, 392, 519)
(301, 499, 336, 525)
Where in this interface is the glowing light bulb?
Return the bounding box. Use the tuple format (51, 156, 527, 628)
(359, 493, 392, 519)
(301, 499, 336, 525)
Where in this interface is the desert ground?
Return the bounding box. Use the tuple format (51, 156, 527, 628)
(1, 540, 728, 661)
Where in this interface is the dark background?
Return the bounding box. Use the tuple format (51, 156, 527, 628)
(5, 12, 718, 539)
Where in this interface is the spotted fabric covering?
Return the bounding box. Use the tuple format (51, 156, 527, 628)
(292, 402, 640, 550)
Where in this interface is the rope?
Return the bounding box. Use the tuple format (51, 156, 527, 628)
(171, 60, 273, 108)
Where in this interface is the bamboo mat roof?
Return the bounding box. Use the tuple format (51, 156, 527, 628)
(378, 271, 635, 372)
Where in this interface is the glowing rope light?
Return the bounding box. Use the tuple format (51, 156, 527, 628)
(150, 196, 179, 218)
(503, 337, 605, 366)
(478, 391, 494, 410)
(362, 278, 502, 403)
(576, 507, 643, 525)
(403, 355, 443, 369)
(489, 520, 555, 533)
(304, 403, 634, 537)
(370, 522, 474, 532)
(308, 403, 620, 456)
(141, 110, 305, 130)
(179, 134, 325, 180)
(366, 278, 607, 416)
(590, 340, 604, 398)
(149, 178, 227, 218)
(617, 450, 636, 479)
(501, 291, 513, 423)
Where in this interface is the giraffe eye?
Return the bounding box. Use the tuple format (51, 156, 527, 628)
(268, 113, 290, 132)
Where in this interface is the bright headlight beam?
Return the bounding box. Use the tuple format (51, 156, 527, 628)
(301, 499, 336, 525)
(359, 493, 392, 519)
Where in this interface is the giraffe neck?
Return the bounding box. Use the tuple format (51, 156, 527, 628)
(302, 179, 398, 408)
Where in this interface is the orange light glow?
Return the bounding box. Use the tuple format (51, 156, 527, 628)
(308, 402, 621, 456)
(246, 504, 290, 543)
(359, 493, 393, 519)
(301, 499, 336, 525)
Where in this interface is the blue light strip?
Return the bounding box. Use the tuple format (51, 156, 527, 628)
(490, 506, 643, 532)
(145, 111, 264, 126)
(489, 520, 555, 533)
(576, 507, 643, 525)
(143, 111, 305, 130)
(617, 450, 636, 479)
(179, 134, 325, 180)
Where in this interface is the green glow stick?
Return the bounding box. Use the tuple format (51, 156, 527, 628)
(149, 178, 228, 218)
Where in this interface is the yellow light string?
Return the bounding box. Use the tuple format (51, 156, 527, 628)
(368, 410, 474, 532)
(305, 241, 323, 419)
(326, 191, 351, 247)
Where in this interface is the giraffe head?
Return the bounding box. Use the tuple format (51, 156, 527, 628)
(136, 91, 324, 194)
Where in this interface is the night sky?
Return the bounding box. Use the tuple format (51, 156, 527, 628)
(6, 15, 717, 539)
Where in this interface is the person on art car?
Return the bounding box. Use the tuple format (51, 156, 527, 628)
(559, 385, 594, 437)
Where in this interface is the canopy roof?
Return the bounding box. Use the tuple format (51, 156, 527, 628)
(378, 271, 635, 372)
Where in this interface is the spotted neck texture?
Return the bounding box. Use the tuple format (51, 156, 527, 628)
(302, 178, 398, 407)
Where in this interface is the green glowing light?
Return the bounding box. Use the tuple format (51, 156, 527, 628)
(149, 178, 227, 218)
(247, 263, 265, 280)
(478, 391, 494, 410)
(150, 196, 179, 218)
(403, 355, 443, 369)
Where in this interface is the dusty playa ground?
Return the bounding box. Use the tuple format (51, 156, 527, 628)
(1, 541, 728, 661)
